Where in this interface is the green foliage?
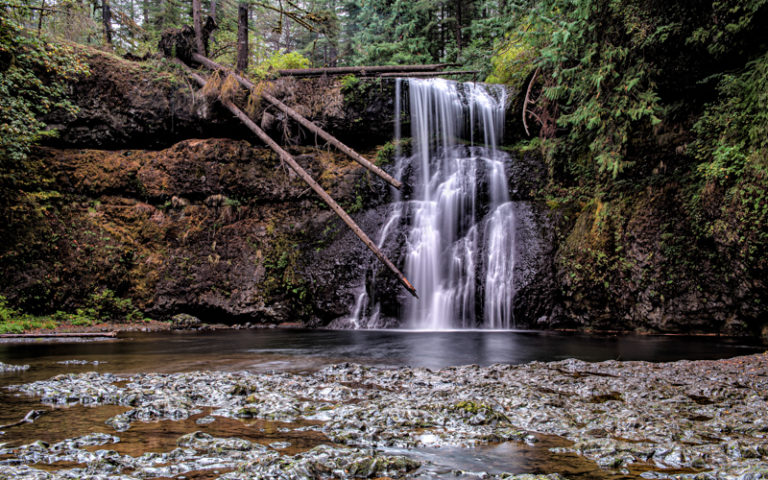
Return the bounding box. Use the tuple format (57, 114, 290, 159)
(52, 309, 94, 327)
(375, 138, 412, 166)
(339, 74, 359, 91)
(688, 0, 768, 57)
(692, 51, 768, 183)
(690, 51, 768, 270)
(0, 3, 88, 212)
(485, 36, 535, 87)
(347, 193, 364, 214)
(263, 236, 309, 305)
(253, 50, 310, 79)
(495, 0, 768, 183)
(504, 0, 669, 178)
(484, 13, 537, 87)
(0, 295, 57, 333)
(85, 288, 149, 323)
(0, 288, 149, 333)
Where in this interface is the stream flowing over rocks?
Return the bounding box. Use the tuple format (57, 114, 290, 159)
(2, 353, 767, 479)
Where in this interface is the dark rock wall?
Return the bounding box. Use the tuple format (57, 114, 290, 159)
(545, 182, 767, 336)
(4, 47, 764, 336)
(2, 139, 374, 324)
(2, 48, 389, 324)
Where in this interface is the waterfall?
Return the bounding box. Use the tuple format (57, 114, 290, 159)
(348, 78, 517, 330)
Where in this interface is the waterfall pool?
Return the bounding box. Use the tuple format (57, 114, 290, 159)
(1, 329, 763, 377)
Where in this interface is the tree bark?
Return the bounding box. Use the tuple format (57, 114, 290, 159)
(522, 67, 540, 137)
(192, 0, 205, 54)
(102, 0, 113, 45)
(191, 53, 402, 189)
(185, 69, 418, 298)
(454, 0, 463, 55)
(209, 0, 216, 19)
(277, 63, 455, 77)
(37, 0, 46, 34)
(379, 70, 479, 77)
(236, 1, 249, 72)
(0, 332, 117, 338)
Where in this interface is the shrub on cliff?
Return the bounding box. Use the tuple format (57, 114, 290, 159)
(0, 2, 88, 215)
(493, 0, 768, 180)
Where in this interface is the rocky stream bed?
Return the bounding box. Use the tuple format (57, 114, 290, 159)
(1, 352, 767, 480)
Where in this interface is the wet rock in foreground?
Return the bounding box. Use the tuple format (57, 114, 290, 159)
(3, 353, 768, 479)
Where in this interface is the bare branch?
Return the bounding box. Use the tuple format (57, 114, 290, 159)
(523, 67, 540, 137)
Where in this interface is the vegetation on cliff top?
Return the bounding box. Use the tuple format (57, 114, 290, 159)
(0, 1, 88, 214)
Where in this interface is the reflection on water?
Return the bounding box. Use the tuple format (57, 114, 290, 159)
(386, 435, 631, 480)
(0, 329, 764, 380)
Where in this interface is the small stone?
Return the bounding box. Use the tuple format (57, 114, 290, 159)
(170, 313, 202, 330)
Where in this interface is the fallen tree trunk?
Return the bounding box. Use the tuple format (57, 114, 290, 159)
(0, 332, 118, 338)
(187, 70, 418, 298)
(277, 63, 455, 77)
(190, 53, 402, 190)
(379, 70, 480, 78)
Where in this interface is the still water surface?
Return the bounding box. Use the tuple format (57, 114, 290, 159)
(1, 329, 764, 377)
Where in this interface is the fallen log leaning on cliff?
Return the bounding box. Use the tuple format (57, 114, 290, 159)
(0, 332, 118, 338)
(187, 70, 418, 298)
(191, 53, 402, 189)
(277, 63, 456, 77)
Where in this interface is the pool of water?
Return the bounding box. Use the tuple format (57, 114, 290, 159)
(0, 329, 764, 379)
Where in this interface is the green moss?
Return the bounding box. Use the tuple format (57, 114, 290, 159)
(339, 74, 360, 91)
(374, 138, 412, 166)
(261, 232, 310, 310)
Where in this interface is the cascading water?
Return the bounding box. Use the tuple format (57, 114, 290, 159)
(349, 78, 518, 329)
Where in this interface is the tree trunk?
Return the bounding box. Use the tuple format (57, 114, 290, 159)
(277, 63, 455, 77)
(185, 69, 418, 298)
(0, 332, 117, 338)
(102, 0, 113, 45)
(191, 53, 402, 189)
(379, 70, 479, 77)
(454, 0, 463, 55)
(236, 1, 249, 72)
(142, 0, 149, 26)
(37, 0, 46, 34)
(208, 0, 217, 50)
(440, 3, 446, 59)
(192, 0, 205, 54)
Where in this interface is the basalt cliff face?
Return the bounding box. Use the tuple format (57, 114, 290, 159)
(1, 48, 765, 337)
(1, 48, 392, 325)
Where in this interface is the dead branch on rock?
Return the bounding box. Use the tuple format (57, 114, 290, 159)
(191, 53, 402, 189)
(523, 67, 540, 137)
(185, 68, 418, 298)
